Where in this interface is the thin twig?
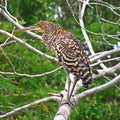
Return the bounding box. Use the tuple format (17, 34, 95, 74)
(100, 18, 120, 26)
(0, 47, 15, 72)
(91, 57, 120, 67)
(0, 66, 62, 77)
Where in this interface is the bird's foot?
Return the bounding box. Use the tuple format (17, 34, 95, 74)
(59, 90, 76, 109)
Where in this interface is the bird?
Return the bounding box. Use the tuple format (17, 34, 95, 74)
(17, 21, 92, 101)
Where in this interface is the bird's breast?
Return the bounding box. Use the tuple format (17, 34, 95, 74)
(42, 33, 58, 55)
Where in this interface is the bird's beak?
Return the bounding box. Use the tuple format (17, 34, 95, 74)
(16, 25, 41, 32)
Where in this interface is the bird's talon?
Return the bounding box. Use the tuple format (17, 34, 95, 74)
(59, 99, 74, 109)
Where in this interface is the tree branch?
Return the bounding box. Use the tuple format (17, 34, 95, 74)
(54, 104, 72, 120)
(0, 66, 62, 78)
(0, 8, 42, 41)
(92, 63, 120, 79)
(0, 30, 58, 63)
(78, 0, 107, 70)
(75, 74, 120, 103)
(90, 48, 120, 63)
(0, 96, 60, 119)
(91, 57, 120, 67)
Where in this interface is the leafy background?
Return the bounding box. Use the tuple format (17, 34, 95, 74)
(0, 0, 120, 119)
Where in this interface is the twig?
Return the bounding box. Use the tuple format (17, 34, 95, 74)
(89, 2, 120, 17)
(95, 5, 113, 46)
(0, 41, 16, 47)
(0, 47, 15, 72)
(65, 0, 79, 25)
(0, 66, 62, 78)
(100, 18, 120, 26)
(91, 57, 120, 67)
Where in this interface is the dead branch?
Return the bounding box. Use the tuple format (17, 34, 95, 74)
(0, 66, 62, 77)
(90, 48, 120, 63)
(75, 74, 120, 103)
(0, 8, 42, 41)
(0, 96, 60, 119)
(0, 30, 58, 63)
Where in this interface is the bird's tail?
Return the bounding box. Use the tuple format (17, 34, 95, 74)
(81, 68, 92, 88)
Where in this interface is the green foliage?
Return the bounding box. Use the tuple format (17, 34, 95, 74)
(0, 0, 120, 119)
(70, 87, 120, 120)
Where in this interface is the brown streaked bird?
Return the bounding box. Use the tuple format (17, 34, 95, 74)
(17, 21, 92, 100)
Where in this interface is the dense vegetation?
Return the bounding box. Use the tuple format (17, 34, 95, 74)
(0, 0, 120, 119)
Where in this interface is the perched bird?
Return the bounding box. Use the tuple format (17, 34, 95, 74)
(17, 21, 92, 100)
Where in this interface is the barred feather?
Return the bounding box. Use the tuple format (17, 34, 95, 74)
(55, 31, 92, 88)
(18, 21, 92, 88)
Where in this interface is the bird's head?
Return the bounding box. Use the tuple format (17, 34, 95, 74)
(16, 21, 58, 33)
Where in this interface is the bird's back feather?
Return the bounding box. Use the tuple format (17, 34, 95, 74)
(55, 30, 92, 88)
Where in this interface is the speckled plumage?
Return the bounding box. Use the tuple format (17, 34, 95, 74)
(35, 21, 92, 88)
(18, 21, 92, 89)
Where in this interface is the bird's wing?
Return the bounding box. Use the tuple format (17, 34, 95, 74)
(56, 33, 87, 69)
(56, 33, 92, 87)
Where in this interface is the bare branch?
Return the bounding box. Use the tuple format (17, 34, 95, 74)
(91, 57, 120, 67)
(0, 47, 15, 72)
(90, 48, 120, 63)
(0, 8, 42, 41)
(0, 30, 58, 63)
(92, 63, 120, 79)
(100, 17, 120, 26)
(104, 76, 120, 90)
(0, 66, 62, 78)
(78, 1, 107, 70)
(0, 96, 60, 119)
(54, 104, 72, 120)
(89, 1, 120, 17)
(75, 74, 120, 103)
(80, 0, 90, 19)
(79, 0, 95, 54)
